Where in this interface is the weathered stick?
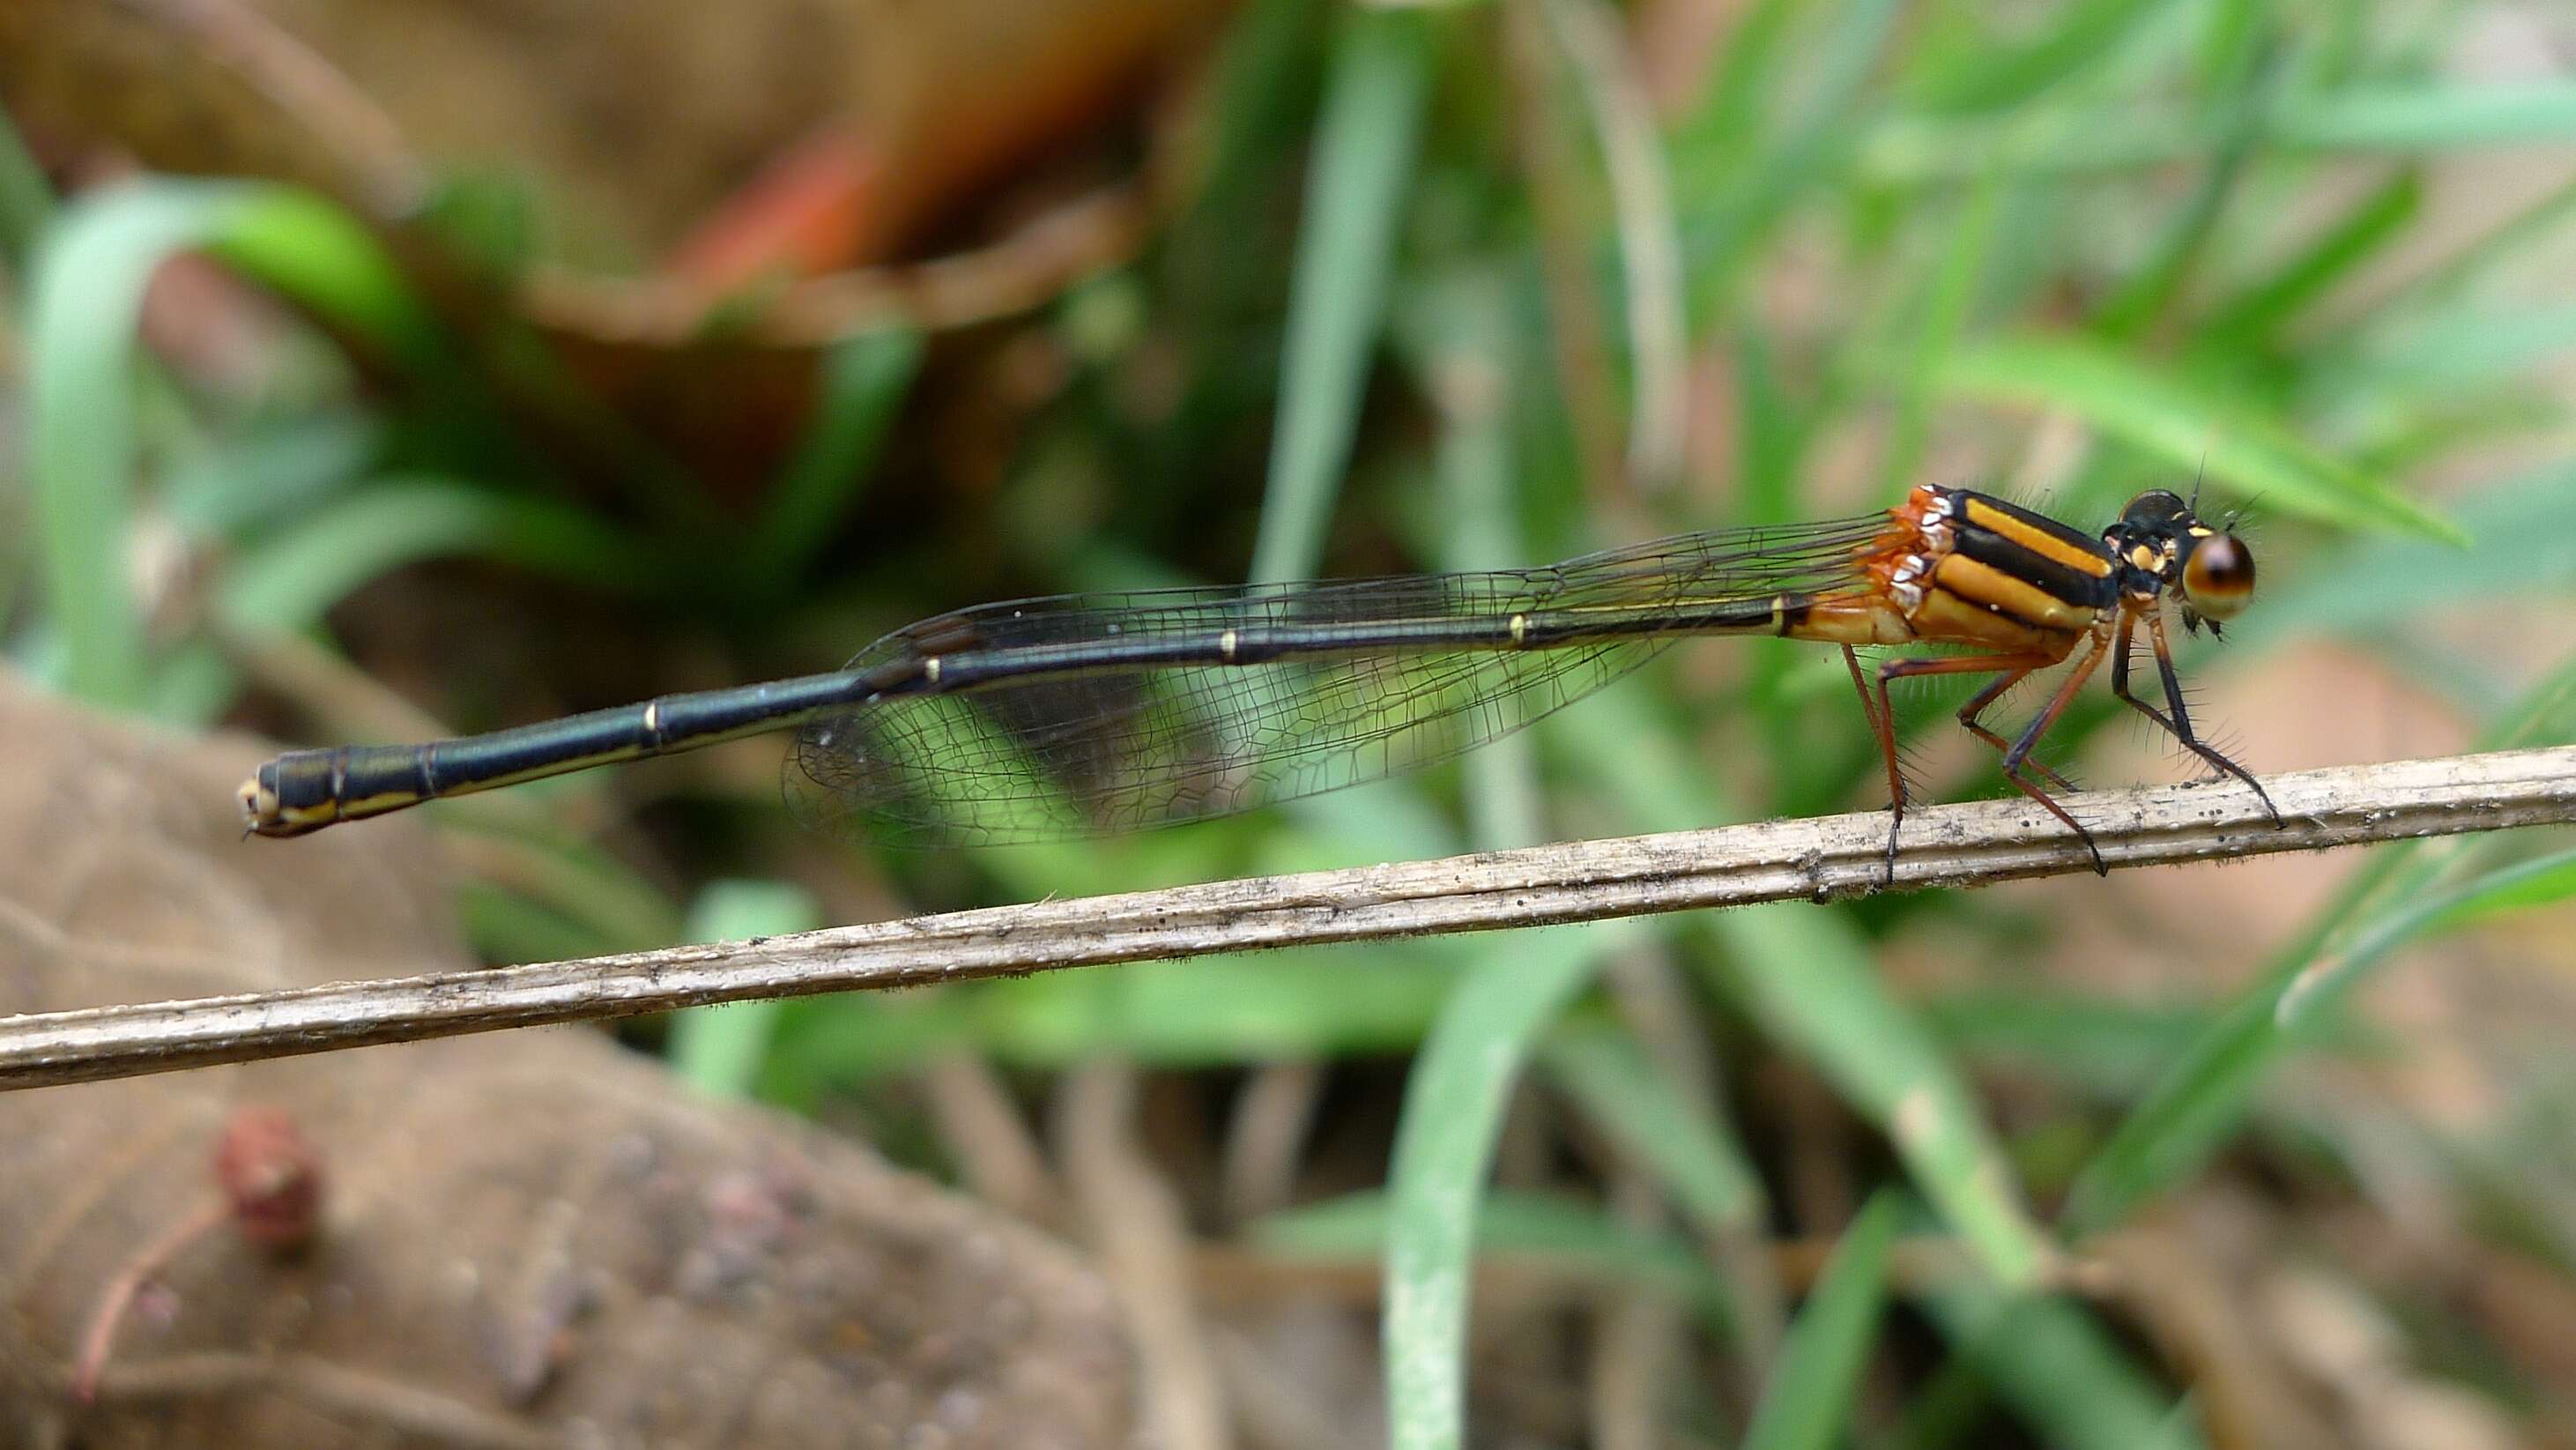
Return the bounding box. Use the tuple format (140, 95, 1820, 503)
(6, 746, 2572, 1092)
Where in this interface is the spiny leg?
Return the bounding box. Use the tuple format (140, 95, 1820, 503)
(2001, 622, 2118, 875)
(1861, 644, 2073, 881)
(1843, 643, 1905, 814)
(1955, 669, 2078, 794)
(2110, 606, 2283, 825)
(1844, 645, 1912, 887)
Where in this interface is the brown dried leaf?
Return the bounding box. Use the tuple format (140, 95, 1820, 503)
(0, 0, 1232, 481)
(0, 676, 1136, 1449)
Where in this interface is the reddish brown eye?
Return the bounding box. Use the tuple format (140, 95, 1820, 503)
(2183, 533, 2255, 619)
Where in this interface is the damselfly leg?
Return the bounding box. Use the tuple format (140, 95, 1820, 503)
(2111, 605, 2283, 823)
(1993, 617, 2120, 874)
(1848, 639, 2095, 879)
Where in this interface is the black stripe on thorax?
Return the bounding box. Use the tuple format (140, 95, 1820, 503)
(1951, 491, 2105, 554)
(1948, 495, 2119, 612)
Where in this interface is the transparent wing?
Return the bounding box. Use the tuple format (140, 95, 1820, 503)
(787, 515, 1890, 844)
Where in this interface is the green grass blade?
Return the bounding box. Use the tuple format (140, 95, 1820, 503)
(0, 99, 55, 272)
(26, 180, 445, 707)
(160, 412, 382, 535)
(1411, 266, 1543, 837)
(1533, 0, 1690, 494)
(1881, 167, 2008, 495)
(1542, 1022, 1767, 1232)
(2201, 168, 2421, 346)
(1920, 1285, 2205, 1450)
(2416, 851, 2576, 924)
(1921, 989, 2306, 1099)
(2242, 459, 2576, 646)
(2087, 35, 2274, 343)
(452, 829, 689, 959)
(219, 477, 660, 629)
(740, 328, 919, 593)
(667, 880, 823, 1097)
(1728, 896, 2051, 1286)
(1741, 1193, 1900, 1450)
(1670, 0, 1804, 178)
(1258, 1187, 1739, 1331)
(1902, 0, 2168, 115)
(206, 187, 442, 369)
(1384, 924, 1640, 1450)
(1010, 948, 1464, 1066)
(1867, 81, 2576, 183)
(2274, 845, 2576, 1030)
(757, 942, 1459, 1083)
(2387, 172, 2576, 313)
(1731, 323, 1808, 526)
(1681, 0, 1905, 328)
(412, 168, 544, 279)
(1560, 688, 2055, 1288)
(2283, 80, 2576, 150)
(26, 182, 256, 706)
(1251, 7, 1433, 584)
(1934, 331, 2462, 540)
(2062, 658, 2576, 1235)
(1381, 265, 1637, 1450)
(2343, 301, 2576, 397)
(155, 476, 654, 725)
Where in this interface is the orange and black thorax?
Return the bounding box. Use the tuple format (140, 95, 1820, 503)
(1806, 486, 2123, 653)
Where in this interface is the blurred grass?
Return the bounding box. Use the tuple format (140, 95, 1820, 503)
(1919, 1282, 2205, 1450)
(26, 182, 270, 708)
(1255, 1186, 1744, 1335)
(2065, 658, 2576, 1237)
(7, 0, 2576, 1445)
(1381, 265, 1630, 1450)
(1543, 1021, 1765, 1239)
(1251, 5, 1429, 584)
(1739, 1191, 1897, 1450)
(667, 879, 824, 1097)
(738, 328, 920, 598)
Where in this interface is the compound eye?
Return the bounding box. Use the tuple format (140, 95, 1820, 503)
(2183, 533, 2255, 620)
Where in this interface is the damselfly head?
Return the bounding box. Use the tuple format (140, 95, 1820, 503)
(2114, 489, 2254, 635)
(2116, 489, 2194, 532)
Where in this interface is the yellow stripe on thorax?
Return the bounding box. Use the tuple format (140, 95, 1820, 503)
(1959, 499, 2115, 578)
(1932, 554, 2100, 632)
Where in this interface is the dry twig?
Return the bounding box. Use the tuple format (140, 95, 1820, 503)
(4, 746, 2571, 1093)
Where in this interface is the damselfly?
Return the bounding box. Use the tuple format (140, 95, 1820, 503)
(239, 484, 2281, 873)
